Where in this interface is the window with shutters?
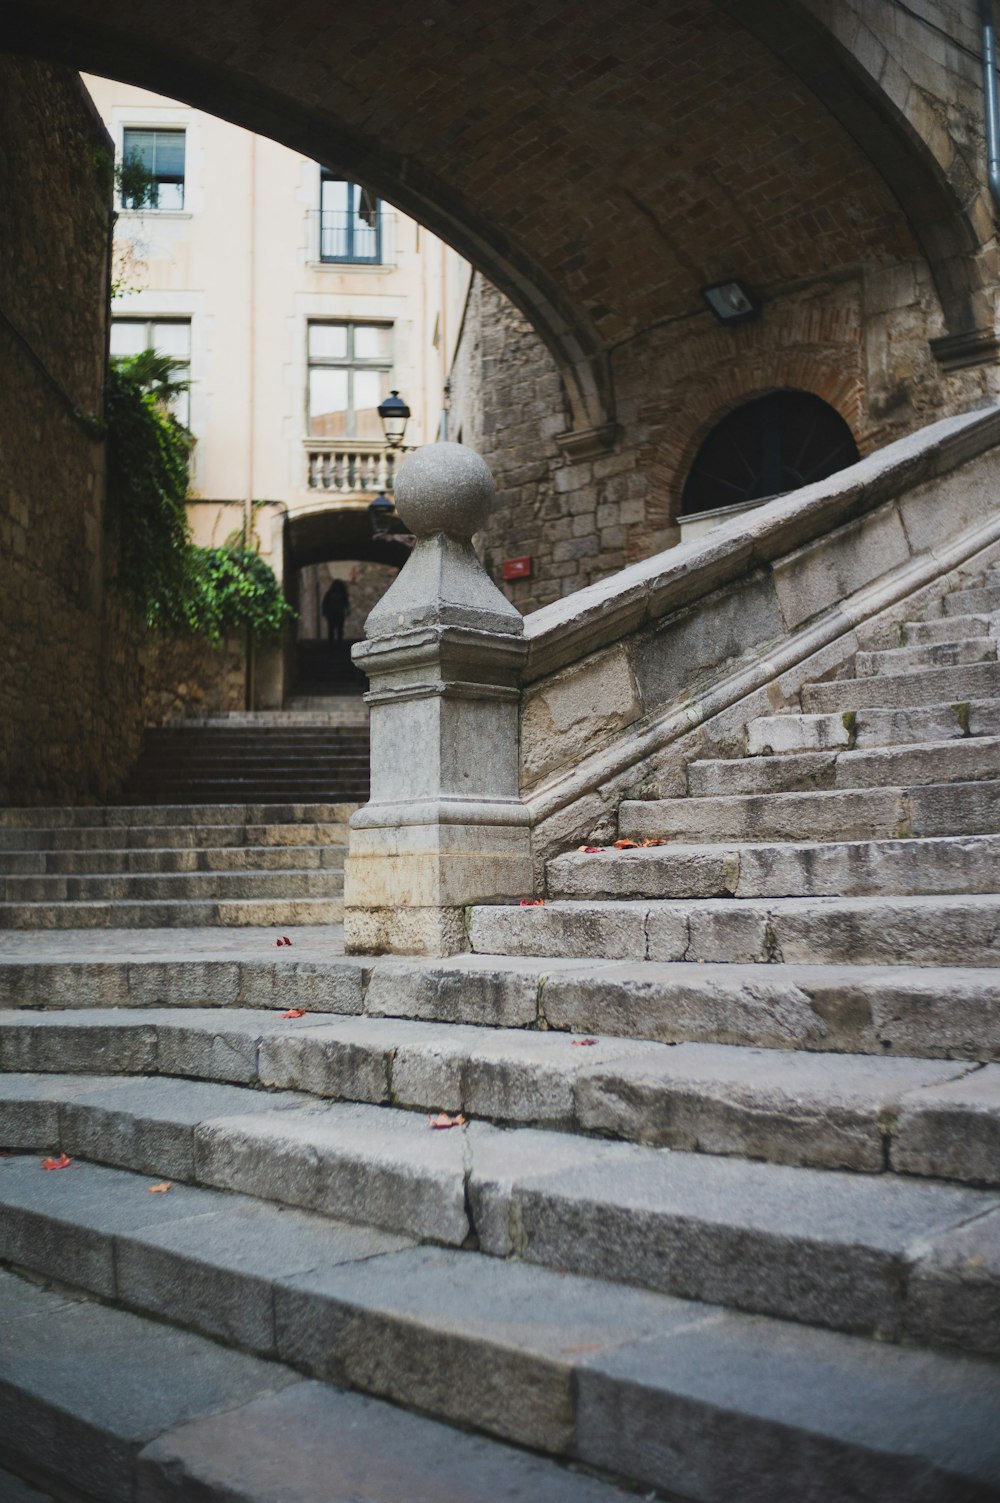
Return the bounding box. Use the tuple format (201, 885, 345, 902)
(121, 128, 186, 211)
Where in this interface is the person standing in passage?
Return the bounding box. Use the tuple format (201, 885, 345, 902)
(321, 577, 349, 642)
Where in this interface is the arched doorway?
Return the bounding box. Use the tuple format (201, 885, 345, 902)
(681, 391, 860, 522)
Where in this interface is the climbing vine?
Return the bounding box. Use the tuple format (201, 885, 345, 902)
(105, 351, 294, 644)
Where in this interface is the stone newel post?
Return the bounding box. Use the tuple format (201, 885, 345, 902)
(344, 442, 532, 955)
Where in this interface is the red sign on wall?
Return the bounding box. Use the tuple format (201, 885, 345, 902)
(502, 556, 533, 580)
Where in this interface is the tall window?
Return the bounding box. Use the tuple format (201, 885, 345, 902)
(110, 318, 191, 427)
(319, 173, 381, 263)
(121, 128, 186, 210)
(308, 323, 391, 440)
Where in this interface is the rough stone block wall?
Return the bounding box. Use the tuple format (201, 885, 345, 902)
(0, 56, 147, 806)
(139, 633, 247, 725)
(455, 257, 998, 618)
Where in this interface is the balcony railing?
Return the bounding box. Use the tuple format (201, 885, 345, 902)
(312, 209, 392, 264)
(306, 441, 397, 495)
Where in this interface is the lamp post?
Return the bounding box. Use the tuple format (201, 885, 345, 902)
(377, 389, 411, 450)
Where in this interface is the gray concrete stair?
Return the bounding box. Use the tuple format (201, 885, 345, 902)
(1, 1172, 998, 1503)
(1, 1007, 997, 1181)
(619, 780, 1000, 844)
(0, 896, 344, 929)
(0, 1267, 633, 1503)
(747, 699, 1000, 753)
(903, 611, 997, 643)
(855, 637, 998, 676)
(688, 735, 1000, 797)
(802, 660, 1000, 711)
(1, 1071, 998, 1347)
(944, 582, 1000, 615)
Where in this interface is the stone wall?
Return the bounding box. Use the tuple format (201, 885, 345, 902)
(453, 255, 998, 617)
(0, 56, 148, 806)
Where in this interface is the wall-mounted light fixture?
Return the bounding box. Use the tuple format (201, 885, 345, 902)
(701, 281, 760, 325)
(368, 491, 396, 538)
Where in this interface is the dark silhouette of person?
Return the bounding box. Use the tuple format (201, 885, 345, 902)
(321, 578, 349, 642)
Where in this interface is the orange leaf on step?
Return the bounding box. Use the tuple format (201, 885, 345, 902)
(41, 1153, 71, 1171)
(428, 1112, 466, 1130)
(148, 1182, 172, 1194)
(613, 839, 640, 849)
(642, 838, 666, 847)
(281, 1008, 307, 1019)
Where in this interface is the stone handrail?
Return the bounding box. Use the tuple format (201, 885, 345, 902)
(345, 411, 1000, 954)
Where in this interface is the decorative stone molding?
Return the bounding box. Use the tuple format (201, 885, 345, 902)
(344, 442, 532, 956)
(929, 329, 1000, 371)
(554, 422, 620, 461)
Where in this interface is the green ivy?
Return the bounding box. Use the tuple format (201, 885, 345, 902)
(105, 353, 294, 645)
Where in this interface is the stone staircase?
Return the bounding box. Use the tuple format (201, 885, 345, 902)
(0, 803, 352, 929)
(2, 567, 1000, 1499)
(119, 713, 370, 804)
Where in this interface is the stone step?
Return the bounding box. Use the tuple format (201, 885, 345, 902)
(620, 779, 1000, 844)
(471, 893, 1000, 973)
(0, 802, 358, 829)
(856, 638, 998, 676)
(0, 870, 342, 903)
(803, 660, 1000, 712)
(806, 658, 1000, 709)
(0, 844, 348, 876)
(1, 1007, 996, 1181)
(688, 735, 1000, 798)
(2, 1178, 999, 1502)
(117, 791, 368, 806)
(747, 699, 1000, 754)
(903, 612, 997, 644)
(1, 1072, 997, 1345)
(0, 822, 349, 852)
(0, 1268, 632, 1503)
(945, 583, 1000, 615)
(0, 897, 344, 929)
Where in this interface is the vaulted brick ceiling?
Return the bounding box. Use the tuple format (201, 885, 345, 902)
(3, 0, 950, 426)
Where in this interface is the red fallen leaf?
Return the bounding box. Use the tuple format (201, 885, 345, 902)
(578, 845, 604, 853)
(281, 1008, 307, 1019)
(148, 1182, 171, 1194)
(428, 1112, 466, 1130)
(273, 935, 294, 947)
(0, 1148, 15, 1158)
(41, 1153, 71, 1171)
(519, 898, 545, 907)
(613, 839, 640, 849)
(571, 1037, 599, 1047)
(282, 935, 293, 946)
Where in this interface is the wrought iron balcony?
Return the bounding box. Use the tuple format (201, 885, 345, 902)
(311, 209, 392, 264)
(306, 441, 397, 495)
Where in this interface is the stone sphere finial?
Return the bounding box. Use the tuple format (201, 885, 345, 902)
(394, 442, 495, 538)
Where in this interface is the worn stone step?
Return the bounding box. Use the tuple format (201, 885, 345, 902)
(0, 897, 344, 930)
(0, 844, 347, 876)
(856, 638, 998, 677)
(945, 583, 1000, 615)
(473, 889, 1000, 968)
(803, 660, 1000, 712)
(903, 613, 997, 644)
(0, 869, 343, 903)
(688, 735, 1000, 798)
(2, 1007, 997, 1181)
(0, 822, 350, 854)
(0, 803, 358, 828)
(2, 1172, 999, 1502)
(0, 1269, 632, 1503)
(547, 833, 1000, 905)
(1, 1072, 997, 1345)
(747, 699, 1000, 754)
(620, 779, 1000, 844)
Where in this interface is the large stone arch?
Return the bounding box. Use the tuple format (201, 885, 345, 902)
(3, 0, 994, 439)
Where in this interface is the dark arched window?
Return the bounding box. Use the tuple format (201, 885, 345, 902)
(681, 391, 859, 517)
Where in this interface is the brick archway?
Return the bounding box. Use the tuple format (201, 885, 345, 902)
(3, 0, 991, 440)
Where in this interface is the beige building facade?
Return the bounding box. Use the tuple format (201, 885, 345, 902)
(84, 76, 471, 669)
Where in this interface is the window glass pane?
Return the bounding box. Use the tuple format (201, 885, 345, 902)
(152, 321, 190, 358)
(152, 131, 185, 178)
(353, 325, 391, 361)
(354, 369, 388, 439)
(169, 389, 191, 428)
(109, 321, 147, 356)
(154, 182, 185, 211)
(321, 176, 350, 213)
(309, 323, 348, 360)
(309, 368, 349, 436)
(122, 129, 155, 173)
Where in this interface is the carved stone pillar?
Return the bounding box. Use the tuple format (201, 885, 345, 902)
(344, 443, 531, 955)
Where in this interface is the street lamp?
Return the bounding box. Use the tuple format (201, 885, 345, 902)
(377, 389, 411, 449)
(368, 491, 396, 538)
